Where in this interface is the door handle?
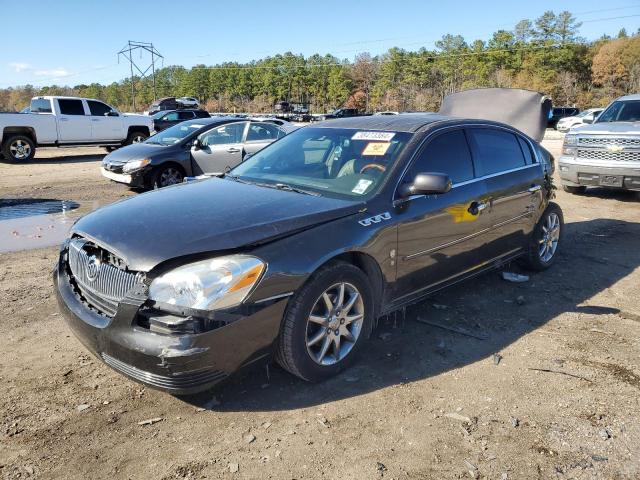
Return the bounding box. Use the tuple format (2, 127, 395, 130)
(59, 117, 69, 122)
(528, 185, 542, 193)
(468, 200, 488, 215)
(227, 147, 241, 153)
(91, 119, 100, 122)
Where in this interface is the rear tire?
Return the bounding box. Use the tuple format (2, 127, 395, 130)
(124, 130, 148, 146)
(562, 184, 586, 194)
(521, 202, 564, 271)
(276, 262, 374, 382)
(2, 135, 36, 162)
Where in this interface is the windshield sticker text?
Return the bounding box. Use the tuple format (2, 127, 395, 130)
(352, 131, 395, 141)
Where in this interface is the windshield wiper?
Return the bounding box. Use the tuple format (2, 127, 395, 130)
(274, 183, 321, 196)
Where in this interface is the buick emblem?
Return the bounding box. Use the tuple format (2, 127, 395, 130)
(606, 144, 624, 153)
(86, 255, 101, 281)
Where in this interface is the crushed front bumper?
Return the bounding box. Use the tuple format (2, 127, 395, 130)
(54, 254, 288, 395)
(558, 156, 640, 190)
(100, 167, 147, 188)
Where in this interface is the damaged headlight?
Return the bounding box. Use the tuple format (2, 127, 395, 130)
(562, 134, 577, 156)
(122, 158, 151, 173)
(148, 255, 265, 311)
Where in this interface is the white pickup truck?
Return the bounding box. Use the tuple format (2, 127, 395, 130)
(0, 96, 153, 162)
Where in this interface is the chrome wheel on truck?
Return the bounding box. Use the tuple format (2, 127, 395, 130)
(2, 135, 35, 162)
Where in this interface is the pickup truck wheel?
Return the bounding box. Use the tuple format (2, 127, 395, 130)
(2, 135, 36, 162)
(276, 262, 374, 382)
(562, 184, 587, 194)
(125, 131, 148, 146)
(521, 202, 564, 271)
(152, 165, 184, 189)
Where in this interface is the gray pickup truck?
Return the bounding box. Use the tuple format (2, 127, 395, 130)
(559, 93, 640, 194)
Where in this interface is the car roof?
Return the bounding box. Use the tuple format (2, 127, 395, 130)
(616, 93, 640, 101)
(313, 113, 451, 132)
(180, 116, 242, 127)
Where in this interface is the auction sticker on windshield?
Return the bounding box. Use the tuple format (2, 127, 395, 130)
(352, 179, 373, 194)
(352, 131, 395, 141)
(362, 142, 390, 156)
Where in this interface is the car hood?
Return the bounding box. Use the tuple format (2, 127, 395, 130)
(102, 143, 167, 165)
(72, 178, 364, 271)
(572, 122, 640, 135)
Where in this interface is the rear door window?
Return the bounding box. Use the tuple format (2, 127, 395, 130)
(467, 128, 526, 176)
(163, 112, 180, 121)
(406, 129, 474, 184)
(246, 122, 282, 142)
(178, 111, 195, 120)
(58, 99, 85, 116)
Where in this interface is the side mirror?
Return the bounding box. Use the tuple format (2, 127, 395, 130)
(399, 172, 452, 198)
(105, 111, 119, 117)
(192, 138, 203, 150)
(582, 115, 594, 124)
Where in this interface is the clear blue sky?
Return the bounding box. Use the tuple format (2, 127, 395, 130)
(1, 0, 638, 88)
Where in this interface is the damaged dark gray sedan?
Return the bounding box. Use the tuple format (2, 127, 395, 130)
(55, 89, 563, 395)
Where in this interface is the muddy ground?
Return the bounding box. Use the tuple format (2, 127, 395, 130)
(1, 138, 639, 479)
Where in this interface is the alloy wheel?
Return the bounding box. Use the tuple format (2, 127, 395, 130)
(305, 282, 364, 366)
(132, 135, 146, 143)
(9, 139, 31, 160)
(159, 168, 183, 187)
(539, 212, 560, 262)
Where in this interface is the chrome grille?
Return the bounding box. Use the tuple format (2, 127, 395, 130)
(576, 148, 640, 162)
(68, 238, 141, 317)
(578, 137, 640, 147)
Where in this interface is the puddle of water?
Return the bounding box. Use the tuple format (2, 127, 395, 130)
(0, 199, 82, 253)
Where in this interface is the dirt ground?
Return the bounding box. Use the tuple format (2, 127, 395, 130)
(1, 138, 640, 480)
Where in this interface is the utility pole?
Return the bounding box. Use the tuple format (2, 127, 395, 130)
(117, 41, 164, 111)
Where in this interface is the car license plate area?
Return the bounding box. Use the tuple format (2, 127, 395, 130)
(599, 175, 623, 187)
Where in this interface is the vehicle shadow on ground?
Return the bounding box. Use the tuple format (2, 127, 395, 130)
(183, 218, 640, 412)
(4, 154, 106, 165)
(578, 188, 640, 203)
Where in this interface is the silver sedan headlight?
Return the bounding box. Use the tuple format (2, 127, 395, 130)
(148, 255, 265, 311)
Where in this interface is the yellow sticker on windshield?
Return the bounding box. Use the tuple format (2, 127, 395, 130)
(362, 142, 390, 156)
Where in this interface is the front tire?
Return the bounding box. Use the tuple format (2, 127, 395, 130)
(151, 164, 184, 189)
(562, 184, 587, 194)
(521, 202, 564, 271)
(2, 135, 36, 162)
(276, 262, 374, 382)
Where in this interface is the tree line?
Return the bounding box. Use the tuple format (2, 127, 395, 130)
(1, 10, 638, 114)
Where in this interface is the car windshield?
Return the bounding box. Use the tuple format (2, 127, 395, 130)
(596, 100, 640, 123)
(229, 127, 412, 199)
(146, 122, 206, 145)
(151, 110, 168, 120)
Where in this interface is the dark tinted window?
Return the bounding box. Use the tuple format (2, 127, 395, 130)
(87, 100, 112, 116)
(58, 99, 85, 115)
(194, 110, 210, 118)
(178, 111, 195, 120)
(30, 98, 52, 113)
(468, 128, 526, 176)
(407, 129, 474, 184)
(246, 123, 282, 142)
(597, 100, 640, 123)
(517, 136, 536, 165)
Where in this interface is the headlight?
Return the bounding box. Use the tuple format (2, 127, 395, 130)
(562, 134, 577, 155)
(149, 255, 265, 311)
(122, 158, 151, 173)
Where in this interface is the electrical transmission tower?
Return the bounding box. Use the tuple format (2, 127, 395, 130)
(117, 41, 163, 110)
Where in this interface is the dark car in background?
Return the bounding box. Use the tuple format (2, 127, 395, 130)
(151, 109, 210, 132)
(548, 107, 580, 129)
(57, 88, 563, 395)
(101, 117, 287, 189)
(148, 97, 201, 115)
(314, 108, 362, 121)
